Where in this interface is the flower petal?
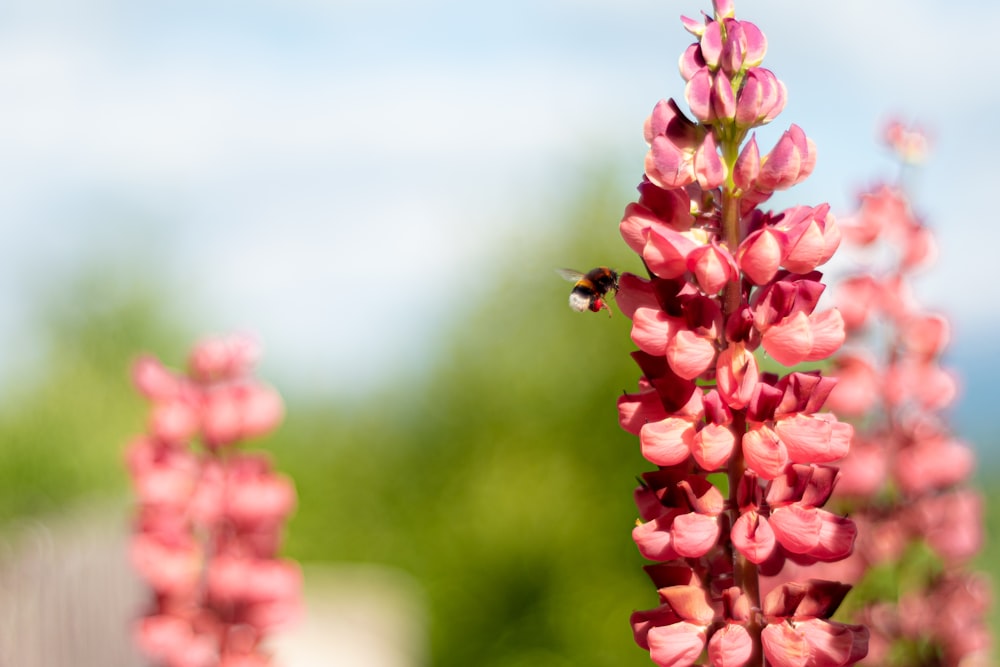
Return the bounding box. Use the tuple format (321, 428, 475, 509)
(618, 387, 669, 436)
(731, 510, 776, 564)
(641, 417, 696, 466)
(761, 623, 808, 667)
(672, 512, 722, 558)
(647, 622, 708, 667)
(768, 505, 821, 554)
(742, 423, 789, 480)
(633, 512, 681, 562)
(692, 423, 735, 471)
(708, 624, 753, 667)
(667, 329, 717, 380)
(632, 307, 674, 356)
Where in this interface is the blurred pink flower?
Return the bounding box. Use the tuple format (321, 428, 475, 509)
(828, 127, 990, 664)
(127, 335, 299, 667)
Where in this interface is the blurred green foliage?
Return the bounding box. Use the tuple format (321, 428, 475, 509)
(280, 177, 660, 666)
(1, 174, 997, 666)
(0, 174, 660, 666)
(0, 271, 188, 522)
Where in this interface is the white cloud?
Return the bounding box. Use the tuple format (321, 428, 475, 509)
(0, 0, 995, 394)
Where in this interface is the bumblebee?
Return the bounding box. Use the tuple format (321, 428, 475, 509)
(557, 266, 619, 316)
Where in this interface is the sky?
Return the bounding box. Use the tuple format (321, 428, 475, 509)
(0, 0, 997, 405)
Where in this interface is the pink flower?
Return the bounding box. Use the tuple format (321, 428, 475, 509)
(883, 119, 929, 165)
(645, 99, 706, 189)
(733, 135, 761, 192)
(833, 276, 879, 331)
(756, 125, 817, 192)
(772, 204, 840, 274)
(688, 241, 738, 294)
(201, 381, 284, 447)
(827, 140, 985, 666)
(189, 334, 261, 382)
(741, 373, 851, 478)
(751, 275, 845, 367)
(731, 465, 856, 565)
(127, 336, 299, 667)
(606, 6, 865, 665)
(829, 438, 886, 498)
(633, 472, 724, 560)
(716, 343, 759, 410)
(631, 584, 720, 667)
(824, 353, 879, 416)
(837, 185, 913, 246)
(630, 296, 722, 380)
(735, 68, 785, 128)
(736, 226, 783, 285)
(761, 581, 869, 667)
(894, 431, 974, 495)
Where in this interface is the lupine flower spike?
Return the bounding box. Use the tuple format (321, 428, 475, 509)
(824, 124, 991, 666)
(127, 335, 301, 667)
(614, 3, 868, 665)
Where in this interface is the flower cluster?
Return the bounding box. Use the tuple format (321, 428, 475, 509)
(127, 335, 300, 667)
(824, 127, 991, 666)
(612, 2, 868, 665)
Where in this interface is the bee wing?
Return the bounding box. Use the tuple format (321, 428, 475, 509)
(556, 268, 585, 282)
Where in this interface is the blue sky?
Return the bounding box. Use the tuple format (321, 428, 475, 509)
(0, 0, 997, 403)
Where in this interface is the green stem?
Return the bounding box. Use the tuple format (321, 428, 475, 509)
(720, 143, 764, 666)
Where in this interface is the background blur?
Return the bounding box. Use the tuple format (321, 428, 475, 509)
(0, 0, 997, 665)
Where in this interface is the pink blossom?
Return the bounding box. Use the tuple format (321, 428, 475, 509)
(128, 336, 299, 667)
(630, 299, 722, 381)
(761, 581, 869, 667)
(614, 272, 659, 319)
(688, 241, 738, 294)
(712, 0, 735, 21)
(631, 585, 715, 667)
(833, 276, 879, 331)
(894, 432, 974, 495)
(773, 204, 840, 274)
(736, 227, 783, 285)
(222, 454, 297, 527)
(641, 417, 697, 467)
(756, 125, 817, 192)
(618, 383, 670, 436)
(882, 119, 929, 165)
(642, 226, 699, 279)
(694, 132, 727, 189)
(633, 474, 724, 560)
(824, 353, 879, 416)
(731, 508, 776, 564)
(837, 185, 913, 246)
(829, 439, 885, 498)
(189, 334, 260, 382)
(735, 68, 785, 128)
(826, 143, 986, 665)
(645, 99, 706, 189)
(742, 422, 788, 479)
(761, 309, 845, 367)
(715, 343, 759, 410)
(907, 491, 983, 565)
(899, 312, 949, 359)
(136, 615, 218, 667)
(685, 67, 714, 123)
(883, 358, 958, 410)
(201, 382, 284, 447)
(733, 135, 760, 192)
(606, 5, 864, 665)
(692, 422, 735, 471)
(707, 623, 753, 667)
